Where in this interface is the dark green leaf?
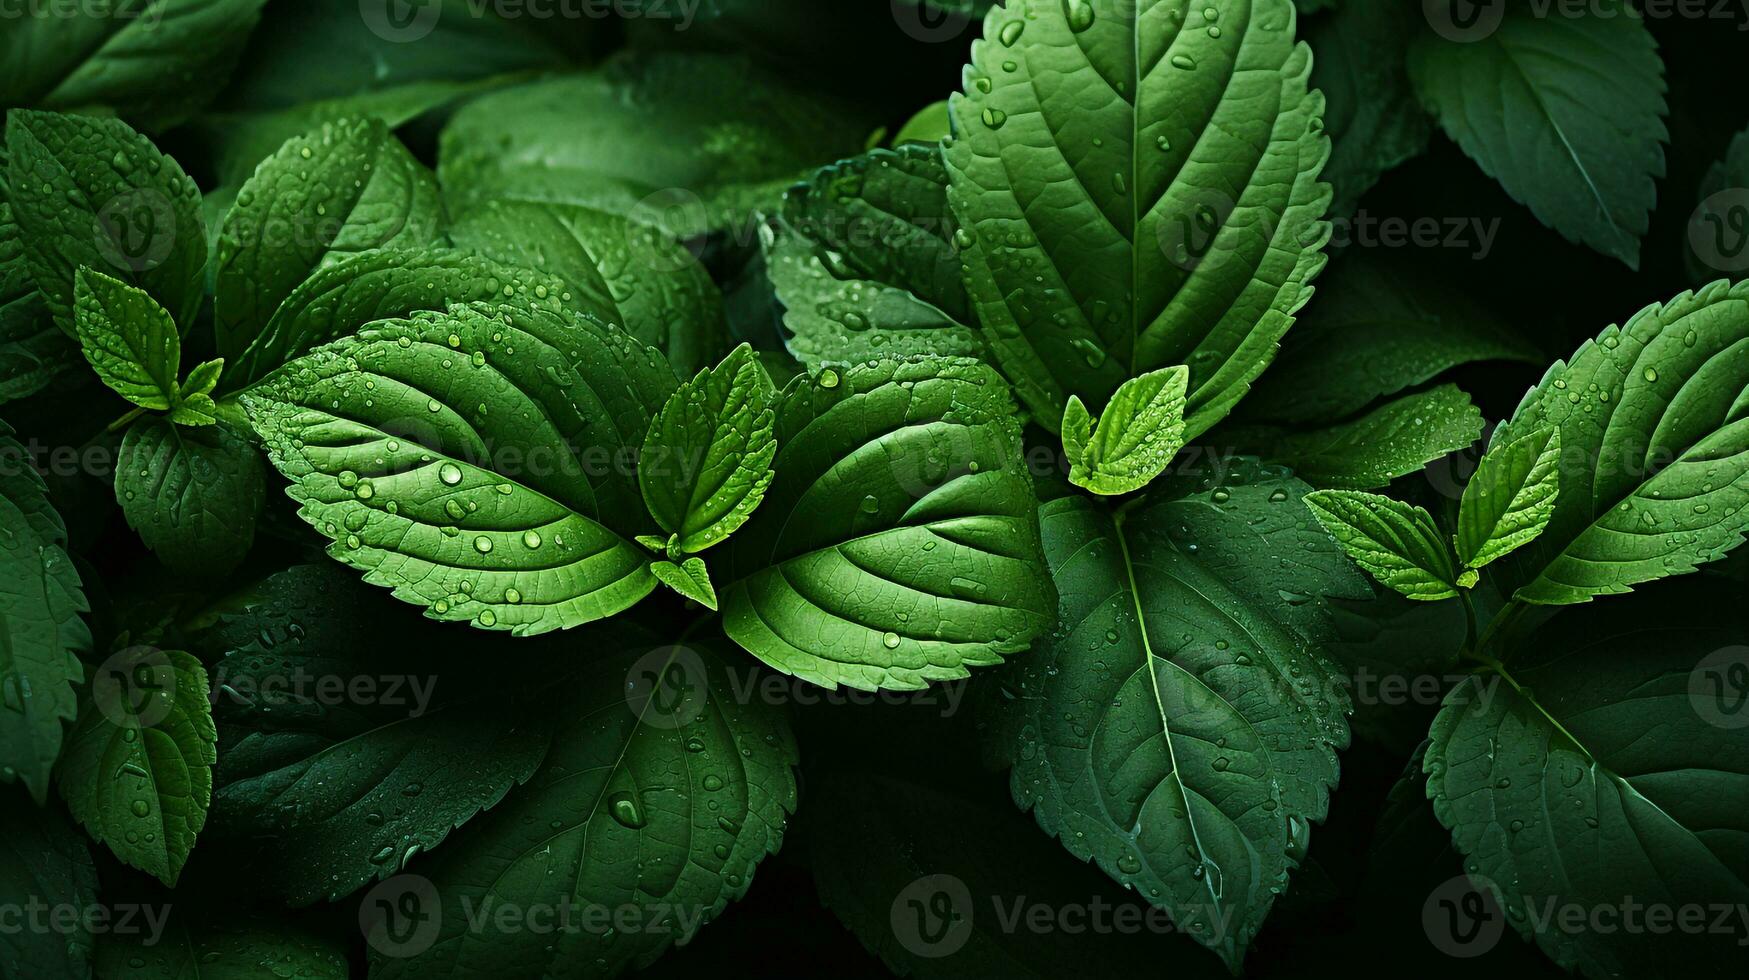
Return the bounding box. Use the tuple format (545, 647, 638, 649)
(60, 648, 217, 886)
(6, 110, 206, 332)
(0, 800, 98, 980)
(215, 118, 443, 362)
(1245, 384, 1485, 489)
(117, 418, 265, 578)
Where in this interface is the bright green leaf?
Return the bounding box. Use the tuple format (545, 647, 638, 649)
(1455, 426, 1561, 572)
(945, 0, 1331, 437)
(1305, 489, 1460, 601)
(1492, 280, 1749, 604)
(1062, 365, 1189, 496)
(245, 304, 669, 635)
(640, 345, 776, 554)
(60, 648, 217, 887)
(72, 268, 181, 411)
(179, 358, 224, 401)
(651, 557, 718, 610)
(230, 247, 585, 387)
(721, 358, 1055, 692)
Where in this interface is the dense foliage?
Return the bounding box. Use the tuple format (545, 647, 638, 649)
(1, 2, 1746, 978)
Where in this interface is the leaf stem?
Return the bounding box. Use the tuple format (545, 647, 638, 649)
(106, 406, 147, 433)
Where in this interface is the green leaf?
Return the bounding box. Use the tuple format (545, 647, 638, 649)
(1306, 0, 1432, 215)
(651, 558, 718, 610)
(60, 648, 217, 887)
(0, 801, 98, 980)
(438, 52, 870, 234)
(1407, 1, 1667, 268)
(987, 471, 1365, 971)
(0, 423, 90, 804)
(1062, 365, 1190, 496)
(245, 304, 668, 635)
(95, 907, 348, 980)
(180, 357, 224, 400)
(767, 144, 982, 369)
(369, 643, 797, 979)
(1240, 251, 1541, 425)
(6, 110, 207, 333)
(1455, 426, 1561, 573)
(945, 0, 1331, 437)
(892, 100, 952, 146)
(0, 0, 268, 130)
(448, 199, 727, 377)
(720, 357, 1055, 692)
(1492, 280, 1749, 604)
(72, 268, 181, 410)
(0, 202, 75, 405)
(1244, 384, 1485, 489)
(1425, 593, 1749, 976)
(1305, 490, 1460, 601)
(215, 118, 443, 362)
(640, 345, 777, 554)
(230, 247, 585, 387)
(117, 418, 265, 578)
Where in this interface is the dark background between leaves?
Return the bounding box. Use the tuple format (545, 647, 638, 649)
(15, 3, 1749, 978)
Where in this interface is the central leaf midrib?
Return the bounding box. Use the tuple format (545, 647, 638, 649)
(1110, 504, 1220, 911)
